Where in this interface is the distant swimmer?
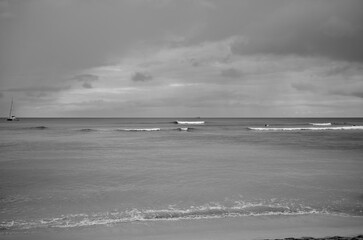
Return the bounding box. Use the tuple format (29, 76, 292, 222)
(265, 124, 269, 127)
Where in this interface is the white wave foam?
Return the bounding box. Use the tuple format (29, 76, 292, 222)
(77, 128, 193, 132)
(309, 123, 332, 126)
(119, 128, 161, 132)
(77, 128, 111, 132)
(1, 201, 339, 231)
(248, 126, 363, 131)
(175, 121, 205, 125)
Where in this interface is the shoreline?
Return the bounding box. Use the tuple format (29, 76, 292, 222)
(1, 214, 362, 240)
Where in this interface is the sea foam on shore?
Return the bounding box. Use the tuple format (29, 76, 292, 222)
(266, 235, 363, 240)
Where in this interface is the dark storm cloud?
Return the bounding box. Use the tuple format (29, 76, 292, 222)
(220, 68, 243, 78)
(131, 72, 153, 82)
(1, 0, 363, 117)
(73, 74, 99, 89)
(351, 92, 363, 99)
(331, 90, 363, 99)
(229, 0, 363, 62)
(0, 0, 209, 80)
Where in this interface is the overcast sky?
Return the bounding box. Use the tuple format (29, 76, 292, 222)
(1, 0, 363, 117)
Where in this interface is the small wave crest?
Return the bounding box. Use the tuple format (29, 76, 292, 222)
(309, 123, 332, 126)
(0, 201, 336, 231)
(118, 128, 161, 132)
(175, 121, 205, 125)
(75, 128, 194, 132)
(177, 127, 193, 131)
(248, 126, 363, 131)
(118, 128, 194, 132)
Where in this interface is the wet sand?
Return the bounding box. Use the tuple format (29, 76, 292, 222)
(1, 215, 362, 240)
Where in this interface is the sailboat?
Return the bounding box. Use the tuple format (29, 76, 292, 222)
(6, 98, 19, 121)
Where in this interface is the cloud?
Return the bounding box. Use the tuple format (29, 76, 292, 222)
(73, 74, 99, 82)
(0, 0, 211, 83)
(82, 82, 93, 89)
(85, 36, 363, 115)
(291, 82, 316, 93)
(73, 74, 99, 88)
(0, 0, 8, 8)
(229, 1, 363, 62)
(323, 65, 352, 77)
(322, 16, 360, 38)
(352, 92, 363, 99)
(220, 68, 242, 78)
(6, 86, 71, 93)
(331, 90, 363, 99)
(131, 72, 153, 82)
(3, 85, 71, 99)
(0, 0, 13, 19)
(320, 64, 363, 77)
(189, 58, 201, 67)
(1, 0, 363, 117)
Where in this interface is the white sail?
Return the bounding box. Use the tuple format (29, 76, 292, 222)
(8, 98, 13, 119)
(6, 98, 18, 121)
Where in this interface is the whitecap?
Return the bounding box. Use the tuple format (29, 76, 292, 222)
(248, 126, 363, 131)
(119, 128, 161, 132)
(1, 201, 340, 231)
(309, 123, 332, 126)
(175, 121, 205, 125)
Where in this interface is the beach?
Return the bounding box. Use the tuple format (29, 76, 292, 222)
(1, 215, 362, 240)
(1, 118, 362, 239)
(2, 1, 363, 238)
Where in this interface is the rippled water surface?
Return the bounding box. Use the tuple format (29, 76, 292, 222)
(1, 118, 363, 231)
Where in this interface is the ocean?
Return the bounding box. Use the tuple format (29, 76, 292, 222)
(1, 118, 363, 239)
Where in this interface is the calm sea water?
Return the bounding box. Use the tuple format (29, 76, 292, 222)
(1, 118, 363, 232)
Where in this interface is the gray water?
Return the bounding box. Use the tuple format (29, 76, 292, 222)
(1, 118, 363, 231)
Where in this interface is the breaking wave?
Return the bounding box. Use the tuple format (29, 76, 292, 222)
(0, 201, 341, 231)
(178, 127, 191, 131)
(118, 128, 161, 132)
(309, 123, 332, 126)
(248, 126, 363, 131)
(76, 127, 195, 132)
(175, 121, 205, 125)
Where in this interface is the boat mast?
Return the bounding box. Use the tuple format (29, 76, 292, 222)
(8, 97, 13, 118)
